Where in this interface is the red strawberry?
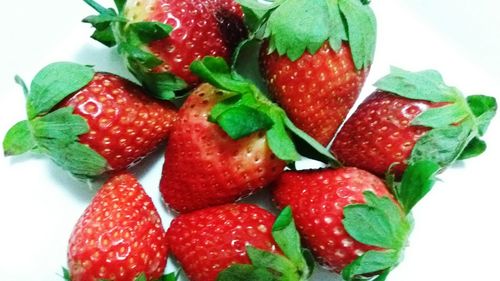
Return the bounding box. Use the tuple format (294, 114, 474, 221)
(84, 0, 247, 98)
(234, 0, 377, 145)
(159, 83, 286, 212)
(3, 62, 177, 178)
(167, 203, 312, 281)
(67, 173, 168, 281)
(261, 42, 367, 146)
(332, 67, 497, 177)
(274, 168, 390, 271)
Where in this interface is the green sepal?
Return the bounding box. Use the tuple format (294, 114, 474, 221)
(158, 271, 180, 281)
(83, 0, 122, 47)
(216, 105, 274, 139)
(217, 264, 275, 281)
(134, 273, 147, 281)
(191, 56, 336, 163)
(412, 103, 469, 128)
(393, 160, 440, 214)
(15, 75, 29, 97)
(217, 207, 312, 281)
(409, 123, 471, 167)
(243, 0, 376, 68)
(458, 137, 487, 160)
(31, 107, 89, 140)
(466, 95, 497, 136)
(374, 67, 456, 103)
(3, 120, 36, 156)
(127, 22, 173, 44)
(38, 138, 107, 179)
(61, 267, 71, 281)
(27, 62, 95, 118)
(114, 0, 126, 13)
(118, 43, 163, 69)
(343, 191, 411, 250)
(341, 250, 400, 281)
(338, 0, 377, 69)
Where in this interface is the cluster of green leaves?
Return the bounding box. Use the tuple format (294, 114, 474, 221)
(62, 267, 178, 281)
(190, 56, 336, 164)
(236, 0, 376, 69)
(3, 62, 107, 179)
(375, 67, 497, 169)
(83, 0, 187, 99)
(341, 159, 441, 281)
(218, 207, 314, 281)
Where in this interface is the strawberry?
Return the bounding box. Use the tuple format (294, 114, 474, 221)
(159, 83, 286, 212)
(3, 62, 176, 179)
(66, 173, 168, 281)
(159, 57, 335, 213)
(166, 203, 313, 281)
(332, 67, 497, 177)
(83, 0, 247, 99)
(272, 165, 437, 280)
(235, 0, 376, 145)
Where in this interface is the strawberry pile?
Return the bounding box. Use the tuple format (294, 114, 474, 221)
(1, 0, 497, 281)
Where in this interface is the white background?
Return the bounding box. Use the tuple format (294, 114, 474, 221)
(0, 0, 499, 280)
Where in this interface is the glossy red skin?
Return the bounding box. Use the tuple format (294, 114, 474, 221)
(167, 203, 279, 281)
(260, 42, 368, 146)
(160, 84, 286, 213)
(128, 0, 247, 86)
(61, 73, 177, 171)
(273, 167, 393, 272)
(68, 173, 168, 281)
(331, 91, 434, 177)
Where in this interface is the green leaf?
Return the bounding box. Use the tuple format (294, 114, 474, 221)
(266, 0, 331, 60)
(246, 246, 300, 280)
(412, 103, 469, 128)
(90, 26, 118, 47)
(62, 267, 71, 281)
(114, 0, 126, 13)
(119, 43, 163, 69)
(84, 0, 116, 16)
(38, 139, 107, 178)
(396, 160, 440, 214)
(15, 75, 29, 97)
(3, 120, 36, 156)
(283, 116, 338, 165)
(241, 7, 269, 34)
(160, 271, 179, 281)
(82, 14, 123, 30)
(341, 250, 399, 281)
(410, 123, 471, 166)
(343, 191, 410, 249)
(31, 107, 89, 141)
(215, 105, 274, 139)
(374, 67, 456, 103)
(134, 273, 147, 281)
(217, 264, 274, 281)
(338, 0, 377, 69)
(127, 22, 173, 44)
(326, 0, 347, 52)
(128, 61, 187, 100)
(190, 57, 253, 94)
(458, 137, 487, 160)
(236, 0, 283, 11)
(27, 62, 95, 118)
(272, 207, 308, 274)
(466, 95, 497, 136)
(266, 114, 300, 162)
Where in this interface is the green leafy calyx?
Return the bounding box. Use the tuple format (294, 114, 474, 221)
(217, 207, 312, 281)
(375, 67, 497, 168)
(3, 62, 107, 179)
(237, 0, 376, 69)
(83, 0, 187, 99)
(190, 56, 336, 163)
(341, 191, 411, 280)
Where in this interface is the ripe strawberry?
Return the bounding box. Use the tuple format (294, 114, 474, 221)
(159, 83, 286, 212)
(83, 0, 247, 98)
(332, 67, 497, 177)
(3, 62, 177, 178)
(235, 0, 376, 145)
(167, 203, 312, 281)
(67, 173, 168, 281)
(260, 42, 368, 146)
(273, 167, 414, 280)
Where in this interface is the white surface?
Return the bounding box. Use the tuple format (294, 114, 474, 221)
(0, 0, 499, 280)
